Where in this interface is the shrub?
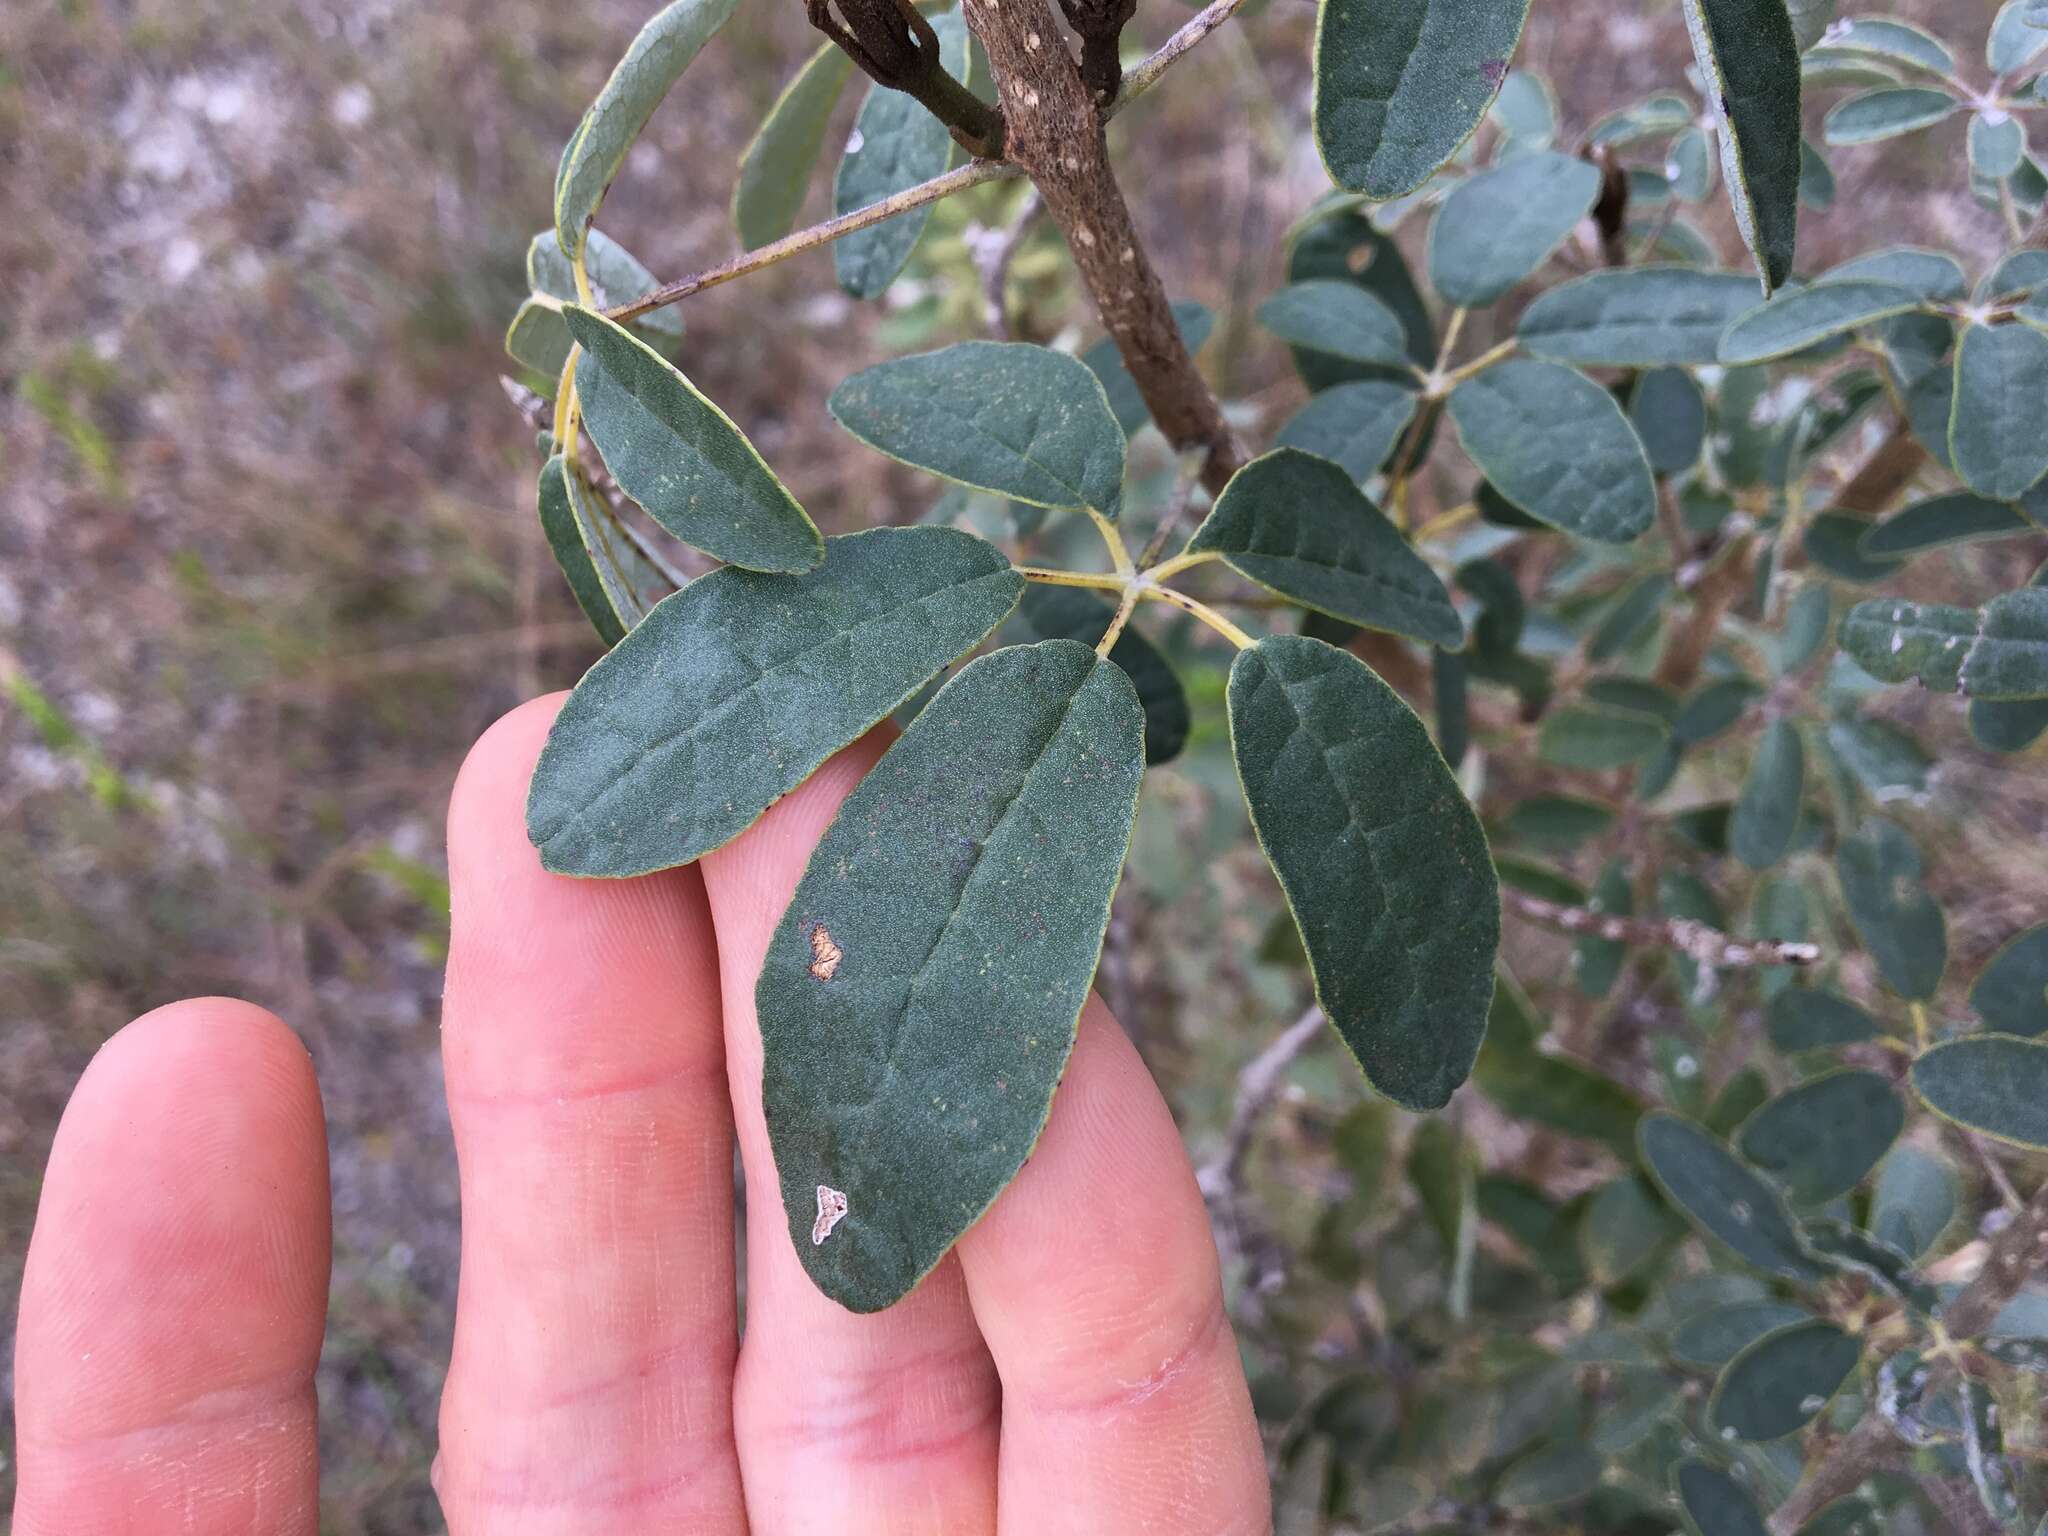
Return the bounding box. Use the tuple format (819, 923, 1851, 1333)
(501, 0, 2048, 1527)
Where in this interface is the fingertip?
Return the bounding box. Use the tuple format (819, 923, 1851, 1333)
(447, 691, 569, 870)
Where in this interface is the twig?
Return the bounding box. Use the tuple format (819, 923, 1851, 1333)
(608, 160, 1021, 323)
(1502, 889, 1821, 968)
(1113, 0, 1253, 108)
(970, 186, 1044, 338)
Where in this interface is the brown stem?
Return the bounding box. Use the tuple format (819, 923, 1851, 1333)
(1653, 531, 1757, 690)
(1502, 889, 1821, 968)
(962, 0, 1245, 495)
(808, 0, 1006, 156)
(1832, 415, 1927, 515)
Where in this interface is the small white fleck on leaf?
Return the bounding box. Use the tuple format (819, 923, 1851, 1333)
(812, 1184, 849, 1245)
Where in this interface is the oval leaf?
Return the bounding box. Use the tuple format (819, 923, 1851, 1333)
(830, 341, 1127, 518)
(1681, 0, 1803, 292)
(1823, 245, 1968, 300)
(528, 526, 1023, 876)
(1914, 1035, 2048, 1150)
(1447, 358, 1657, 541)
(1839, 597, 1977, 691)
(1188, 449, 1461, 647)
(1767, 986, 1879, 1052)
(1730, 719, 1804, 869)
(1871, 1144, 1957, 1261)
(733, 42, 857, 250)
(1496, 1444, 1600, 1510)
(554, 0, 743, 261)
(1862, 491, 2035, 556)
(1538, 706, 1669, 769)
(1428, 149, 1602, 307)
(833, 5, 970, 298)
(1719, 280, 1923, 364)
(1632, 366, 1709, 474)
(566, 306, 823, 572)
(1953, 321, 2048, 501)
(1256, 280, 1413, 367)
(1672, 1301, 1816, 1368)
(1964, 587, 2048, 700)
(1837, 817, 1946, 1000)
(1011, 584, 1189, 765)
(1228, 635, 1499, 1110)
(536, 453, 630, 646)
(1737, 1068, 1904, 1203)
(1518, 266, 1763, 366)
(1973, 924, 2048, 1037)
(1313, 0, 1532, 199)
(758, 639, 1145, 1312)
(1676, 1459, 1769, 1536)
(1638, 1112, 1823, 1279)
(1824, 86, 1959, 146)
(1274, 380, 1419, 486)
(1708, 1319, 1860, 1441)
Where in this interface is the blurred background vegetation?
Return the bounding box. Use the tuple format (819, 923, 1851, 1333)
(0, 0, 2030, 1528)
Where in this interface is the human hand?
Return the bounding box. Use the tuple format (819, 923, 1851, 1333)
(13, 696, 1272, 1534)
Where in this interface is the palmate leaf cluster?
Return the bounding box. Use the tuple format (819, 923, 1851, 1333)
(500, 0, 2048, 1527)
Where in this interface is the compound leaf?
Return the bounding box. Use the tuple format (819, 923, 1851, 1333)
(1447, 359, 1656, 542)
(1188, 449, 1461, 647)
(1428, 149, 1602, 307)
(1913, 1035, 2048, 1150)
(1313, 0, 1532, 199)
(757, 639, 1145, 1312)
(1228, 635, 1498, 1110)
(1736, 1069, 1903, 1203)
(733, 42, 857, 250)
(554, 0, 743, 262)
(566, 306, 823, 571)
(1680, 0, 1803, 292)
(830, 341, 1127, 519)
(528, 526, 1023, 876)
(1518, 267, 1763, 366)
(1707, 1319, 1860, 1441)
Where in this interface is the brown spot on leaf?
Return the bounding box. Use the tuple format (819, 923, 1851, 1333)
(809, 925, 844, 981)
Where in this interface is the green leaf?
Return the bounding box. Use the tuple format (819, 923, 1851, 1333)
(1671, 1301, 1815, 1368)
(1228, 635, 1499, 1110)
(1822, 245, 1968, 300)
(1680, 0, 1803, 292)
(833, 6, 970, 298)
(1953, 322, 2048, 500)
(1805, 513, 1906, 584)
(1871, 1144, 1957, 1260)
(1473, 979, 1643, 1156)
(1495, 1444, 1600, 1510)
(1707, 1319, 1860, 1441)
(1575, 858, 1633, 998)
(1631, 367, 1708, 475)
(757, 639, 1144, 1312)
(1274, 380, 1419, 486)
(1588, 575, 1671, 662)
(1518, 266, 1764, 366)
(1668, 125, 1716, 203)
(553, 0, 742, 262)
(1862, 491, 2035, 556)
(1312, 0, 1532, 199)
(1992, 0, 2048, 75)
(1082, 301, 1214, 436)
(536, 453, 630, 645)
(506, 298, 575, 385)
(1011, 585, 1189, 765)
(1730, 719, 1804, 869)
(1825, 716, 1932, 799)
(1839, 597, 1978, 690)
(1446, 359, 1655, 542)
(1837, 818, 1947, 1000)
(1972, 692, 2048, 751)
(1824, 18, 1956, 77)
(1637, 1112, 1824, 1279)
(1588, 93, 1694, 146)
(1970, 111, 2028, 179)
(1966, 587, 2048, 700)
(551, 451, 670, 634)
(1538, 706, 1668, 769)
(1427, 150, 1601, 307)
(1675, 1459, 1769, 1536)
(565, 306, 823, 571)
(1285, 203, 1437, 392)
(1490, 68, 1557, 146)
(527, 526, 1023, 876)
(1718, 281, 1923, 364)
(830, 341, 1127, 519)
(1912, 1035, 2048, 1150)
(1974, 925, 2048, 1037)
(1188, 449, 1460, 647)
(733, 42, 857, 250)
(1501, 794, 1614, 851)
(1799, 137, 1838, 209)
(1737, 1069, 1903, 1203)
(1783, 0, 1835, 49)
(1824, 86, 1959, 146)
(1256, 280, 1413, 367)
(1581, 1174, 1685, 1286)
(1674, 677, 1761, 745)
(527, 229, 682, 337)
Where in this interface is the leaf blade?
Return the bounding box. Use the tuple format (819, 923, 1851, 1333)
(1446, 359, 1657, 542)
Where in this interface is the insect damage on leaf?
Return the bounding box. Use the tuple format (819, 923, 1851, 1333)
(808, 924, 845, 981)
(812, 1184, 849, 1245)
